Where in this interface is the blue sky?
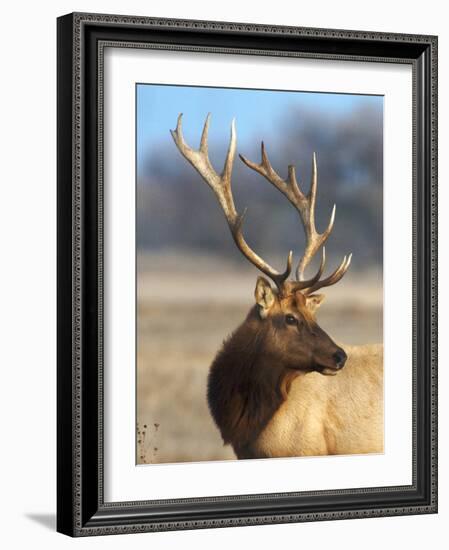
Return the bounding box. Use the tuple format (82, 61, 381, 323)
(136, 84, 383, 172)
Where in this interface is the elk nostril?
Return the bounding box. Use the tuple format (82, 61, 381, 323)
(333, 349, 347, 368)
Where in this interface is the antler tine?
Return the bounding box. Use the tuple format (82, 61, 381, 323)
(295, 202, 336, 281)
(171, 114, 292, 289)
(240, 142, 304, 207)
(295, 153, 337, 281)
(289, 247, 326, 291)
(199, 112, 211, 153)
(222, 118, 237, 184)
(171, 113, 225, 209)
(304, 253, 353, 295)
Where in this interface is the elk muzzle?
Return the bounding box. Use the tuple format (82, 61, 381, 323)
(311, 326, 348, 375)
(333, 348, 347, 370)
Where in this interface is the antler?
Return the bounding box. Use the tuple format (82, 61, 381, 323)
(239, 145, 351, 293)
(170, 113, 293, 290)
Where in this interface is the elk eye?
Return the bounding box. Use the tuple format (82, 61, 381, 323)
(285, 314, 297, 325)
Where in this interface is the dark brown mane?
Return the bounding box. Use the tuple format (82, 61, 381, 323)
(207, 306, 297, 458)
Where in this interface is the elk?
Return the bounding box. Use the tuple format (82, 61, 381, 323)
(171, 114, 383, 459)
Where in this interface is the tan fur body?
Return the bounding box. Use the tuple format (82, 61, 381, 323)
(244, 344, 383, 459)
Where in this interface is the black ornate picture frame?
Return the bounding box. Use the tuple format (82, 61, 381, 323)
(57, 12, 438, 537)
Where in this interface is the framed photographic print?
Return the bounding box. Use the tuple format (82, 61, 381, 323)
(57, 12, 438, 536)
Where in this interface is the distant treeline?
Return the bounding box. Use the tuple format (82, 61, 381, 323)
(137, 103, 383, 269)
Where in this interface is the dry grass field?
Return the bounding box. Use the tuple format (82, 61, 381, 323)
(136, 252, 383, 465)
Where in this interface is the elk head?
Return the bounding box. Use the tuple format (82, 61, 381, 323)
(171, 113, 351, 375)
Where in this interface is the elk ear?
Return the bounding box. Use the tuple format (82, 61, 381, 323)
(306, 293, 325, 313)
(255, 277, 275, 319)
